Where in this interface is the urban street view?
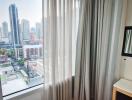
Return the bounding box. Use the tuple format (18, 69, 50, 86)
(0, 2, 44, 96)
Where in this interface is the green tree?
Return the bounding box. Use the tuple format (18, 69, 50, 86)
(18, 58, 25, 66)
(0, 48, 6, 55)
(7, 49, 15, 57)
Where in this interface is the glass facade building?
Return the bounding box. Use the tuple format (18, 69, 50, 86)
(9, 4, 21, 46)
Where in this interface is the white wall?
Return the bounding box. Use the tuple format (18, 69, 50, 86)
(120, 57, 132, 80)
(125, 0, 132, 26)
(120, 0, 132, 81)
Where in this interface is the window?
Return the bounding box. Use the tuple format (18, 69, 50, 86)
(0, 0, 44, 96)
(0, 0, 80, 98)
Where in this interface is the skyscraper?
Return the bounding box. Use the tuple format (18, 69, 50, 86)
(2, 22, 8, 38)
(36, 23, 42, 40)
(0, 27, 2, 41)
(31, 27, 36, 33)
(9, 4, 21, 46)
(21, 19, 30, 41)
(30, 27, 36, 43)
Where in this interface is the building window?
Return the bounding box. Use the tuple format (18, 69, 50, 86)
(0, 0, 43, 96)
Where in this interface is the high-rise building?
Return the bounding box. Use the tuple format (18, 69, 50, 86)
(0, 22, 10, 43)
(36, 23, 42, 40)
(9, 4, 21, 46)
(31, 27, 36, 33)
(21, 19, 30, 41)
(2, 22, 8, 38)
(0, 27, 2, 41)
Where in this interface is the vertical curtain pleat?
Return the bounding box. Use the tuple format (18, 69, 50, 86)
(103, 1, 123, 100)
(74, 0, 92, 100)
(96, 0, 113, 100)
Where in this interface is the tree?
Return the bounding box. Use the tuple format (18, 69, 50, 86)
(18, 58, 25, 66)
(0, 48, 6, 55)
(7, 49, 15, 57)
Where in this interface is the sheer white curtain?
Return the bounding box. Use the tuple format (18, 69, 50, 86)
(42, 0, 79, 100)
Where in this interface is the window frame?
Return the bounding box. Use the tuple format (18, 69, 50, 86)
(0, 81, 3, 100)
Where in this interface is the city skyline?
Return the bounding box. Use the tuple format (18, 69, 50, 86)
(0, 19, 42, 34)
(0, 3, 43, 58)
(0, 1, 44, 96)
(0, 3, 43, 44)
(0, 0, 42, 29)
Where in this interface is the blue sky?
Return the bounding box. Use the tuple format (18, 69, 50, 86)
(0, 0, 42, 29)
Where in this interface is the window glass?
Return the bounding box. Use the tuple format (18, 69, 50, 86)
(0, 0, 43, 96)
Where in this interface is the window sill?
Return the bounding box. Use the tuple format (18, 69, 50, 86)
(2, 76, 75, 100)
(3, 84, 43, 100)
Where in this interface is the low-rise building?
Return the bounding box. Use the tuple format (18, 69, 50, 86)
(23, 44, 43, 59)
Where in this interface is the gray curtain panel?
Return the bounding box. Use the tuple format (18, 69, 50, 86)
(74, 0, 123, 100)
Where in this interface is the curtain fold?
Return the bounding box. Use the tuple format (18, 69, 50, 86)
(42, 0, 79, 100)
(74, 0, 123, 100)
